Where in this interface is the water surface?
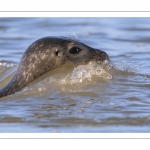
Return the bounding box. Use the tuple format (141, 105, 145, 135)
(0, 18, 150, 132)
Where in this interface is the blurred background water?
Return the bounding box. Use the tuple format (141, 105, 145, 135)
(0, 17, 150, 132)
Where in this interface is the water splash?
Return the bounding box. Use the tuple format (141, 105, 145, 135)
(59, 60, 112, 84)
(109, 60, 143, 74)
(50, 60, 143, 85)
(0, 62, 17, 68)
(19, 60, 144, 93)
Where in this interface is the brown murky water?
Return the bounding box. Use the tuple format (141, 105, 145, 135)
(0, 18, 150, 132)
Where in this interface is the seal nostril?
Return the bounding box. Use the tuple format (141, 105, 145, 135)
(101, 52, 108, 61)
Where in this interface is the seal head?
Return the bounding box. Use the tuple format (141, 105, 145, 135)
(0, 36, 109, 98)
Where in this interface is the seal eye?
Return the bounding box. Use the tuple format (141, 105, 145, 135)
(69, 47, 82, 54)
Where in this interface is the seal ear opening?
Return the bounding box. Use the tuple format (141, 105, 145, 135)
(69, 47, 82, 54)
(55, 51, 59, 56)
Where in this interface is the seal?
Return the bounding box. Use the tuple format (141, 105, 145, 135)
(0, 36, 109, 98)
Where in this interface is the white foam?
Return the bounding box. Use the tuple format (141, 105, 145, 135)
(60, 61, 112, 84)
(110, 60, 142, 74)
(0, 62, 17, 68)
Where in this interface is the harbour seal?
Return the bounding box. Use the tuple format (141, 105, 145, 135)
(0, 36, 109, 98)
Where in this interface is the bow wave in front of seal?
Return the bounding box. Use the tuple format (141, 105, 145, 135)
(60, 60, 112, 84)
